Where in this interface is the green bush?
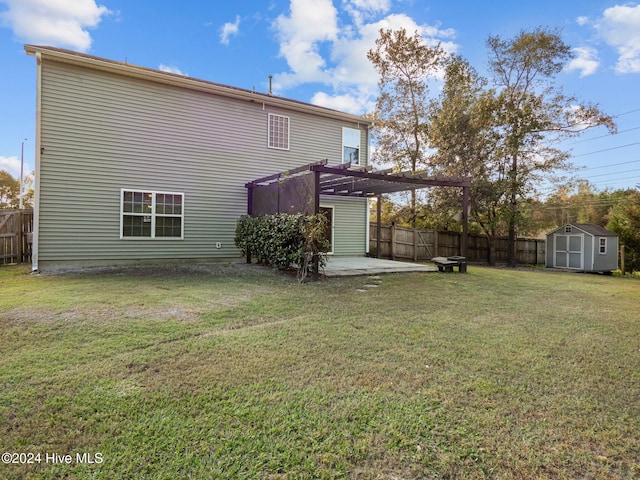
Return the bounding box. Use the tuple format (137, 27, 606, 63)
(234, 213, 330, 280)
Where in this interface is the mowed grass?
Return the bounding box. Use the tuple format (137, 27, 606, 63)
(0, 262, 639, 479)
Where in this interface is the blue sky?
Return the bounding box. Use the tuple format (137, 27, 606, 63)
(1, 0, 639, 193)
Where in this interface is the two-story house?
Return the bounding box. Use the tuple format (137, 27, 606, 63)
(25, 45, 374, 271)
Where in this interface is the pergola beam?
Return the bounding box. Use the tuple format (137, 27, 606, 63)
(245, 159, 327, 187)
(310, 164, 471, 189)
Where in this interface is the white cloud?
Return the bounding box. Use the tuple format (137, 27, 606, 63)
(158, 64, 187, 76)
(272, 0, 339, 88)
(0, 0, 110, 52)
(272, 1, 458, 114)
(311, 90, 374, 114)
(595, 3, 640, 73)
(0, 156, 21, 178)
(566, 46, 600, 77)
(343, 0, 391, 26)
(347, 0, 390, 12)
(576, 16, 589, 26)
(220, 15, 240, 45)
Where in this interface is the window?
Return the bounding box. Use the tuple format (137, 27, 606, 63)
(565, 226, 572, 233)
(342, 127, 360, 165)
(121, 190, 184, 239)
(268, 113, 290, 150)
(599, 237, 607, 254)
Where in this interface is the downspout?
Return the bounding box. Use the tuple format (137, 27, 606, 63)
(31, 51, 42, 273)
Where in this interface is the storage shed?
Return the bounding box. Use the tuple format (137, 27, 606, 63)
(546, 223, 618, 272)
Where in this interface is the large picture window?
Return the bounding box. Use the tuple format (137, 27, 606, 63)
(121, 190, 184, 239)
(268, 113, 290, 150)
(342, 127, 360, 165)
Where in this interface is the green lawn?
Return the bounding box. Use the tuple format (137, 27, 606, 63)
(1, 262, 639, 479)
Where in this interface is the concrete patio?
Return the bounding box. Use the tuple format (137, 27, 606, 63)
(323, 257, 438, 277)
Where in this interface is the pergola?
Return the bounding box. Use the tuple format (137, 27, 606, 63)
(245, 159, 472, 258)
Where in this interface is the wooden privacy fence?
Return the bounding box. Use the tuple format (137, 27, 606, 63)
(370, 223, 545, 265)
(1, 209, 33, 265)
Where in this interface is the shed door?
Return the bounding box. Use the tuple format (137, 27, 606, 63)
(555, 234, 583, 269)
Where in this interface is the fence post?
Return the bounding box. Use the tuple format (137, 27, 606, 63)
(620, 244, 625, 275)
(17, 211, 23, 264)
(390, 223, 396, 261)
(376, 196, 381, 259)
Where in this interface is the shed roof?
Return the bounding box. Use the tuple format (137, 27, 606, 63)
(547, 223, 617, 237)
(24, 45, 373, 127)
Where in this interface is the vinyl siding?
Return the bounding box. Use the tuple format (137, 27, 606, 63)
(320, 195, 368, 256)
(593, 236, 618, 271)
(38, 59, 369, 265)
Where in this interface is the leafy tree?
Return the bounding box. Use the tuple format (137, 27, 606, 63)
(428, 56, 508, 263)
(367, 28, 449, 226)
(0, 170, 33, 209)
(0, 170, 20, 209)
(487, 27, 615, 267)
(607, 190, 640, 273)
(526, 182, 618, 236)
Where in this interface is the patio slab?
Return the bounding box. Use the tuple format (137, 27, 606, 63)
(323, 257, 438, 277)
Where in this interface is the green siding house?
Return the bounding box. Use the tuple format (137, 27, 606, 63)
(25, 45, 373, 271)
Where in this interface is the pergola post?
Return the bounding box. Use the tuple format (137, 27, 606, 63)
(246, 184, 253, 264)
(376, 195, 382, 259)
(313, 170, 320, 279)
(461, 186, 469, 257)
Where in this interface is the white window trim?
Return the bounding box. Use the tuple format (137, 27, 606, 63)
(342, 127, 361, 165)
(319, 205, 335, 255)
(268, 113, 290, 150)
(120, 189, 184, 240)
(599, 237, 607, 255)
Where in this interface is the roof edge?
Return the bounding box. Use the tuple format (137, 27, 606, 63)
(546, 223, 617, 237)
(24, 44, 373, 126)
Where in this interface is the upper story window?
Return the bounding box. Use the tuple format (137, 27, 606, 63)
(121, 190, 184, 239)
(268, 113, 290, 150)
(342, 127, 361, 165)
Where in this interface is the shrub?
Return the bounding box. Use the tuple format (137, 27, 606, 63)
(234, 213, 330, 281)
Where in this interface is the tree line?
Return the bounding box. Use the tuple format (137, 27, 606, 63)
(366, 26, 638, 269)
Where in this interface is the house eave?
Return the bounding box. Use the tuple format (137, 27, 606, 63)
(24, 44, 373, 127)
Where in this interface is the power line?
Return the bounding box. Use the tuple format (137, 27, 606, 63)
(572, 125, 640, 145)
(586, 168, 640, 179)
(578, 159, 640, 171)
(571, 141, 640, 158)
(567, 107, 640, 146)
(614, 108, 640, 118)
